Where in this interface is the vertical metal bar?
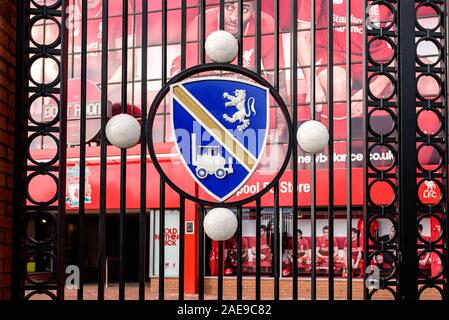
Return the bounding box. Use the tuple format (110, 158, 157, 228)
(130, 1, 137, 112)
(179, 1, 187, 299)
(159, 179, 165, 300)
(179, 196, 185, 299)
(237, 206, 243, 300)
(158, 0, 169, 300)
(274, 0, 279, 90)
(255, 0, 261, 74)
(255, 198, 261, 300)
(57, 0, 69, 301)
(199, 0, 206, 64)
(219, 0, 225, 30)
(444, 0, 449, 301)
(327, 0, 335, 300)
(98, 0, 109, 301)
(119, 0, 129, 301)
(12, 0, 26, 301)
(264, 19, 280, 236)
(273, 183, 280, 300)
(362, 0, 369, 302)
(40, 18, 48, 149)
(237, 0, 243, 66)
(77, 0, 88, 301)
(345, 0, 353, 301)
(398, 0, 418, 300)
(198, 205, 205, 300)
(119, 161, 127, 301)
(139, 0, 149, 301)
(181, 0, 187, 71)
(310, 0, 317, 301)
(69, 4, 76, 79)
(218, 240, 223, 300)
(290, 0, 299, 301)
(162, 0, 167, 83)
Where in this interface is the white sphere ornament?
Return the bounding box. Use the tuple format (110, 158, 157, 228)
(203, 208, 238, 241)
(105, 113, 141, 149)
(297, 120, 329, 154)
(205, 30, 239, 63)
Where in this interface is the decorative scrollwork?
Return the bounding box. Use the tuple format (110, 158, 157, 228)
(365, 0, 400, 298)
(414, 0, 447, 299)
(21, 0, 66, 300)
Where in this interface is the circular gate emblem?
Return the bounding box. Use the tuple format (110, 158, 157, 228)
(147, 64, 292, 206)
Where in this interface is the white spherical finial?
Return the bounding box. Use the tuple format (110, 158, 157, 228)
(203, 208, 238, 241)
(105, 113, 141, 149)
(205, 30, 239, 64)
(297, 120, 329, 154)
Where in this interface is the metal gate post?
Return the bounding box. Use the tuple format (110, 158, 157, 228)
(14, 0, 68, 300)
(398, 0, 418, 300)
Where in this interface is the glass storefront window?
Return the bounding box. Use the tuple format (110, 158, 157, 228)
(207, 208, 275, 277)
(149, 209, 180, 277)
(206, 208, 377, 279)
(280, 210, 364, 278)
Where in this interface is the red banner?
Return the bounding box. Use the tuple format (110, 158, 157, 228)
(27, 142, 442, 210)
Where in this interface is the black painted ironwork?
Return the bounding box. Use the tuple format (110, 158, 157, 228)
(98, 0, 108, 301)
(413, 0, 448, 301)
(364, 0, 400, 300)
(14, 0, 449, 301)
(139, 0, 149, 302)
(345, 0, 353, 301)
(15, 0, 68, 300)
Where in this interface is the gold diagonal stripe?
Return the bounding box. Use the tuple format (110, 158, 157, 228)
(173, 85, 256, 171)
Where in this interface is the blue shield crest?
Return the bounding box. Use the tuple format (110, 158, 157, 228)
(171, 77, 270, 202)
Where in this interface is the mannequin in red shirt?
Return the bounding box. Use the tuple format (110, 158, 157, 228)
(316, 226, 338, 268)
(343, 227, 362, 276)
(283, 229, 310, 276)
(251, 225, 272, 271)
(286, 229, 310, 266)
(223, 236, 249, 275)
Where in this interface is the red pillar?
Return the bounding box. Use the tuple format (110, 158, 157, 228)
(183, 198, 198, 294)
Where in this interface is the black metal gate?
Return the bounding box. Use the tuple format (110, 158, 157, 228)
(13, 0, 449, 300)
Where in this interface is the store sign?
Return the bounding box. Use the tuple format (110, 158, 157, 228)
(171, 78, 269, 202)
(65, 163, 92, 208)
(43, 78, 111, 146)
(151, 211, 180, 276)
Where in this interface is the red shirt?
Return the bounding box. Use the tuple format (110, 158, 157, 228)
(64, 0, 137, 83)
(260, 236, 271, 256)
(316, 236, 338, 256)
(170, 7, 285, 76)
(298, 0, 391, 57)
(344, 238, 360, 257)
(225, 237, 248, 249)
(297, 237, 310, 256)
